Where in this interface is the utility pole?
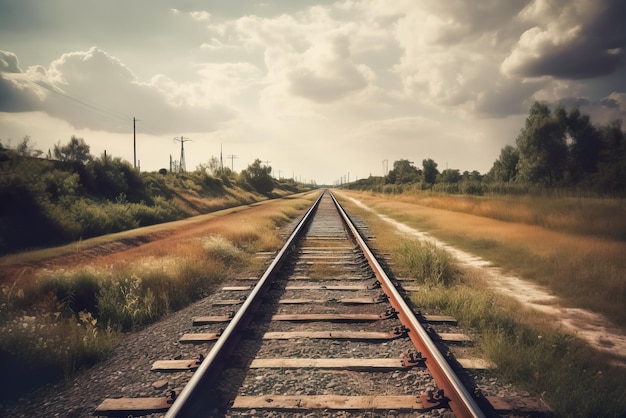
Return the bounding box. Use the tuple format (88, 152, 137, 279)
(133, 117, 137, 169)
(264, 160, 271, 176)
(220, 143, 224, 171)
(227, 154, 238, 171)
(382, 159, 388, 176)
(174, 136, 191, 173)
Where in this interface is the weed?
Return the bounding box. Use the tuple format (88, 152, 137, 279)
(203, 235, 245, 264)
(0, 281, 24, 318)
(38, 269, 100, 315)
(395, 240, 458, 286)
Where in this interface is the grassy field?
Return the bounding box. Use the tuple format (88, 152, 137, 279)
(334, 190, 626, 417)
(0, 191, 318, 401)
(390, 191, 626, 241)
(339, 190, 626, 329)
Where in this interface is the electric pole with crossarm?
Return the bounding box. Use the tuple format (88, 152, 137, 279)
(227, 154, 238, 171)
(174, 136, 191, 173)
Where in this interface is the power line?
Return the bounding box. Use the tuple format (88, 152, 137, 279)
(31, 79, 129, 124)
(28, 78, 164, 138)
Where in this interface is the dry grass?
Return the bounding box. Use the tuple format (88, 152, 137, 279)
(393, 192, 626, 241)
(0, 191, 317, 396)
(335, 192, 626, 417)
(339, 190, 626, 328)
(307, 261, 342, 280)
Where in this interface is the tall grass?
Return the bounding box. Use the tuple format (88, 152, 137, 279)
(412, 283, 626, 417)
(395, 240, 458, 286)
(0, 194, 313, 400)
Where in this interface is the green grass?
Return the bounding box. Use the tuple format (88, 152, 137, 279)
(395, 240, 457, 286)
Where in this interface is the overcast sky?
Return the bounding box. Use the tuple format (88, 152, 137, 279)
(1, 0, 625, 184)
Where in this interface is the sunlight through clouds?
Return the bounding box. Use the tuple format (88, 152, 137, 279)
(0, 0, 624, 183)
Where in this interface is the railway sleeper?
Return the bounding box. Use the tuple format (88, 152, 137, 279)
(93, 393, 550, 417)
(179, 330, 470, 346)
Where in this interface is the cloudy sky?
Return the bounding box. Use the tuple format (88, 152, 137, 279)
(1, 0, 625, 184)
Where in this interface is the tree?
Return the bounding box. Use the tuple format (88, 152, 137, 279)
(438, 168, 461, 183)
(563, 107, 601, 181)
(489, 145, 519, 182)
(16, 135, 43, 157)
(422, 158, 439, 184)
(240, 159, 274, 194)
(515, 102, 567, 185)
(594, 119, 626, 192)
(53, 136, 92, 164)
(386, 159, 420, 184)
(206, 156, 222, 176)
(469, 170, 482, 182)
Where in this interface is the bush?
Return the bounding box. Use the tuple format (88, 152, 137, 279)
(38, 269, 100, 315)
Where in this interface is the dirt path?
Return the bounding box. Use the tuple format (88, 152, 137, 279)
(346, 196, 626, 366)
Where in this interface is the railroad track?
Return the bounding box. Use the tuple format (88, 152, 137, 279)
(94, 190, 548, 417)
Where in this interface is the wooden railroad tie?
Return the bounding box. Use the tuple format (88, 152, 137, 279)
(191, 312, 456, 326)
(151, 356, 491, 373)
(179, 329, 471, 344)
(94, 393, 548, 416)
(213, 296, 389, 306)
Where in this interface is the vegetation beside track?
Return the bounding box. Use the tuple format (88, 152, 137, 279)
(335, 193, 626, 418)
(0, 138, 311, 255)
(0, 192, 317, 404)
(339, 190, 626, 329)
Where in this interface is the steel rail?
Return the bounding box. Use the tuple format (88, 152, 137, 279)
(165, 190, 325, 417)
(330, 191, 486, 418)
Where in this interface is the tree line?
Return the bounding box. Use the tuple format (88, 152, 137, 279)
(347, 102, 625, 195)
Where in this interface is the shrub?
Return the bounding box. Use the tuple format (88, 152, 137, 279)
(38, 269, 101, 315)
